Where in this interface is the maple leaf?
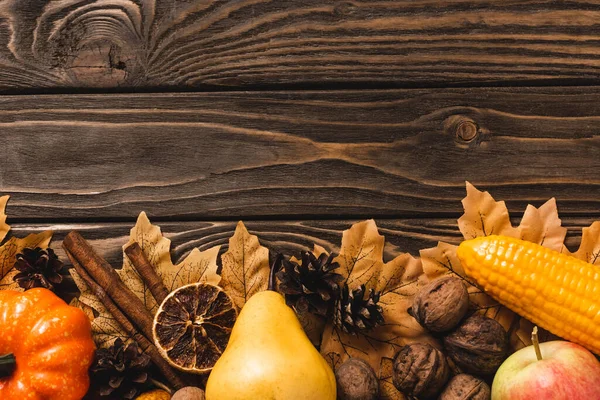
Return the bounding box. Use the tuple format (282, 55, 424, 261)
(72, 212, 221, 347)
(70, 269, 129, 348)
(568, 221, 600, 264)
(320, 220, 435, 396)
(119, 212, 221, 314)
(220, 221, 270, 311)
(422, 182, 565, 350)
(0, 195, 53, 290)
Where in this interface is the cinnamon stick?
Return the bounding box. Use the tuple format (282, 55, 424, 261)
(124, 242, 169, 305)
(64, 247, 186, 390)
(63, 231, 154, 342)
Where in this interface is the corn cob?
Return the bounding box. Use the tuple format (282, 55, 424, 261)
(457, 235, 600, 355)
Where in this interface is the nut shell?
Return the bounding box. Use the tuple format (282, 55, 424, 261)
(392, 343, 450, 399)
(171, 386, 206, 400)
(335, 358, 379, 400)
(410, 276, 469, 332)
(439, 374, 490, 400)
(444, 314, 508, 375)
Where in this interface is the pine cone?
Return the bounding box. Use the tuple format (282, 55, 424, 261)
(334, 284, 384, 335)
(13, 247, 63, 290)
(276, 251, 344, 316)
(88, 338, 151, 399)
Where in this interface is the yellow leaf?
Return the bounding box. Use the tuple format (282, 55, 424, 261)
(120, 212, 221, 314)
(0, 196, 53, 291)
(221, 221, 270, 310)
(570, 221, 600, 264)
(320, 220, 435, 396)
(70, 269, 129, 348)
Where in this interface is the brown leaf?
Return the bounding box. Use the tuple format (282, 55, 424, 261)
(570, 221, 600, 264)
(221, 221, 270, 310)
(119, 212, 221, 314)
(70, 269, 130, 348)
(0, 195, 53, 290)
(73, 212, 221, 347)
(0, 196, 9, 241)
(426, 182, 568, 351)
(420, 242, 532, 351)
(379, 357, 407, 400)
(335, 219, 385, 289)
(518, 198, 566, 251)
(320, 220, 435, 396)
(458, 182, 518, 239)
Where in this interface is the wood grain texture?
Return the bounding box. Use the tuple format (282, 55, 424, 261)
(2, 0, 600, 90)
(2, 88, 600, 219)
(10, 217, 594, 267)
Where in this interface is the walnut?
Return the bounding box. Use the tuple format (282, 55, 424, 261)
(171, 387, 205, 400)
(439, 374, 491, 400)
(335, 358, 379, 400)
(444, 314, 508, 376)
(409, 275, 469, 332)
(392, 343, 450, 399)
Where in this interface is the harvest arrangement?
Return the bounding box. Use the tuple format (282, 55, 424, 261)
(1, 182, 600, 399)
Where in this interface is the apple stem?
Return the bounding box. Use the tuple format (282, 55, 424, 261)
(532, 326, 543, 361)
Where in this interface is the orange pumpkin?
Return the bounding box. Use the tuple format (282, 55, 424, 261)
(0, 288, 95, 400)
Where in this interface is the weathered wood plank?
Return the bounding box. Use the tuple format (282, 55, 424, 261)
(10, 217, 593, 268)
(2, 88, 600, 219)
(2, 1, 600, 90)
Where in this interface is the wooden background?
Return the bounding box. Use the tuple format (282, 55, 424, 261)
(2, 1, 600, 276)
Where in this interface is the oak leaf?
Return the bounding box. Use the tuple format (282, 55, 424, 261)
(0, 195, 53, 290)
(320, 220, 434, 397)
(73, 212, 221, 347)
(220, 221, 270, 310)
(422, 183, 565, 351)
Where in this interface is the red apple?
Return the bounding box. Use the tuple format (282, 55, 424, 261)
(492, 340, 600, 400)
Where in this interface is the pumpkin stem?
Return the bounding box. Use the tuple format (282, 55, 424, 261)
(0, 354, 15, 378)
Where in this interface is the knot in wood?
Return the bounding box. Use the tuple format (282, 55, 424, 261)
(455, 119, 478, 142)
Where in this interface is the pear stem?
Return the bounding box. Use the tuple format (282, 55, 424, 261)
(268, 254, 283, 291)
(532, 326, 543, 361)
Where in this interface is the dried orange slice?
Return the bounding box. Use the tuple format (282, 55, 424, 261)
(152, 283, 237, 373)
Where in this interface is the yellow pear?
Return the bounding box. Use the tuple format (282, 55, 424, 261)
(205, 268, 336, 400)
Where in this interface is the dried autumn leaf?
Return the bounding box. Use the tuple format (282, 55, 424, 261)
(72, 212, 221, 347)
(290, 245, 331, 346)
(518, 198, 566, 252)
(379, 357, 407, 400)
(458, 182, 517, 239)
(420, 242, 534, 350)
(423, 183, 566, 351)
(320, 220, 435, 395)
(569, 221, 600, 264)
(0, 195, 53, 290)
(119, 212, 221, 314)
(220, 221, 270, 310)
(70, 269, 129, 348)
